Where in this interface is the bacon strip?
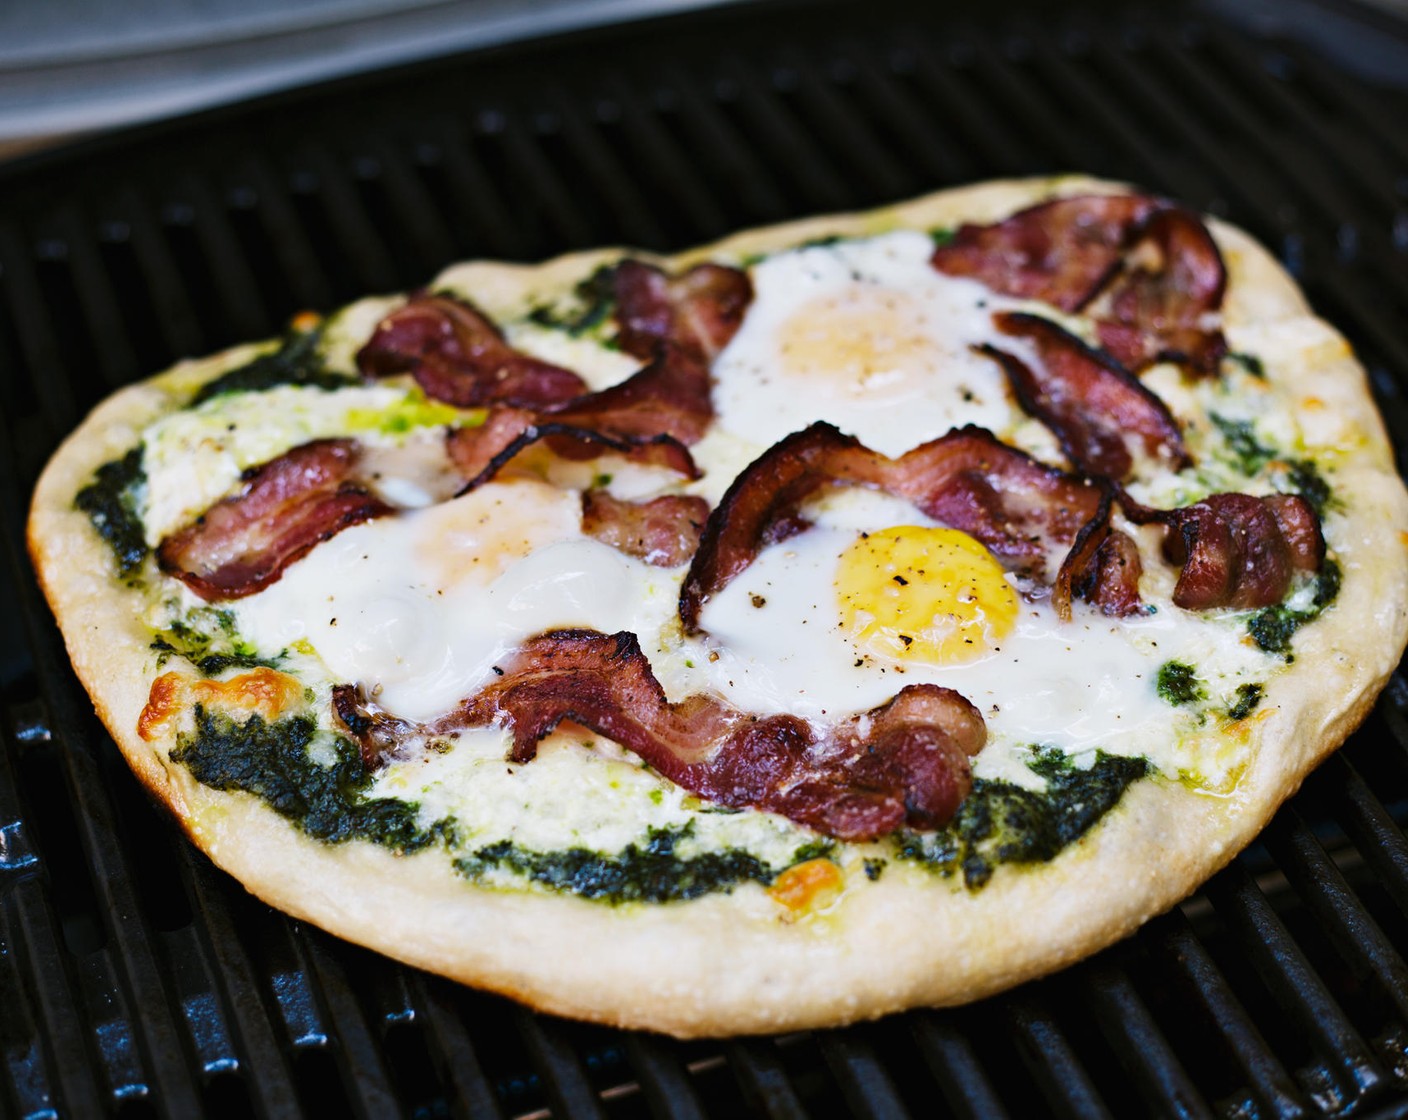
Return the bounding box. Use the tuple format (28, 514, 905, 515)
(613, 259, 753, 361)
(933, 194, 1227, 376)
(932, 194, 1160, 311)
(1095, 209, 1227, 375)
(394, 260, 745, 485)
(679, 423, 1109, 631)
(1134, 492, 1323, 610)
(980, 312, 1189, 480)
(357, 293, 589, 408)
(581, 491, 711, 567)
(336, 630, 986, 840)
(158, 439, 390, 601)
(447, 417, 700, 493)
(551, 342, 715, 446)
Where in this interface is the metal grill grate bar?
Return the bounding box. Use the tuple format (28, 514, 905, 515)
(1264, 810, 1408, 1027)
(1147, 910, 1310, 1120)
(724, 1038, 808, 1120)
(0, 223, 76, 437)
(815, 1029, 910, 1120)
(1081, 960, 1211, 1119)
(178, 846, 300, 1118)
(1003, 993, 1112, 1120)
(515, 1008, 607, 1120)
(1331, 754, 1408, 920)
(625, 1034, 710, 1120)
(908, 1010, 1010, 1120)
(1206, 863, 1386, 1108)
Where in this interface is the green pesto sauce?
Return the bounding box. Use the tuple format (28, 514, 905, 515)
(151, 608, 282, 676)
(893, 747, 1151, 889)
(526, 265, 617, 336)
(190, 326, 356, 406)
(1225, 352, 1266, 379)
(74, 445, 149, 578)
(171, 707, 451, 853)
(1156, 660, 1206, 706)
(1282, 459, 1333, 517)
(1208, 413, 1334, 516)
(1209, 414, 1273, 476)
(171, 708, 805, 902)
(454, 821, 780, 904)
(1227, 683, 1264, 721)
(1248, 558, 1342, 659)
(171, 707, 1151, 900)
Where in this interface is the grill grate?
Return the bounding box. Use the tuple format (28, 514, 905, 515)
(4, 0, 1408, 1115)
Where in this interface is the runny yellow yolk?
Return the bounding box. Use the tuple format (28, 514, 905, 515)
(776, 290, 942, 395)
(835, 526, 1019, 664)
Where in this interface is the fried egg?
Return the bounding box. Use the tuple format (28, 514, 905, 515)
(708, 230, 1020, 456)
(231, 478, 681, 722)
(691, 488, 1269, 783)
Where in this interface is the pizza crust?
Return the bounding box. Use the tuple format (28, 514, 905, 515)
(29, 175, 1408, 1037)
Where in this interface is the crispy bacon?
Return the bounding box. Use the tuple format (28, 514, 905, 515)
(933, 194, 1228, 376)
(1095, 208, 1228, 374)
(581, 491, 711, 567)
(158, 439, 390, 601)
(447, 419, 700, 493)
(679, 423, 1109, 631)
(1143, 492, 1323, 610)
(981, 312, 1190, 480)
(443, 340, 711, 490)
(932, 194, 1160, 311)
(1061, 523, 1145, 619)
(336, 630, 986, 840)
(1047, 485, 1147, 620)
(357, 293, 588, 408)
(550, 342, 714, 446)
(613, 259, 753, 361)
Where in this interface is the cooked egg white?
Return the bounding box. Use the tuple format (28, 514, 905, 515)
(231, 479, 683, 723)
(692, 489, 1269, 787)
(709, 230, 1021, 457)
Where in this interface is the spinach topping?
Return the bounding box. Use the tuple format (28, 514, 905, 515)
(1209, 413, 1273, 476)
(893, 747, 1151, 889)
(455, 821, 774, 904)
(1282, 458, 1332, 517)
(1248, 557, 1342, 658)
(527, 265, 617, 336)
(1207, 413, 1334, 515)
(1227, 683, 1264, 721)
(190, 325, 355, 405)
(151, 608, 281, 676)
(930, 227, 956, 247)
(74, 445, 149, 577)
(1157, 661, 1206, 706)
(1226, 352, 1266, 379)
(172, 707, 450, 852)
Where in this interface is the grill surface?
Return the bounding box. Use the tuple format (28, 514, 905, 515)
(5, 0, 1408, 1116)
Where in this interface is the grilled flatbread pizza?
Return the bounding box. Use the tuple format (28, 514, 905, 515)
(29, 175, 1408, 1037)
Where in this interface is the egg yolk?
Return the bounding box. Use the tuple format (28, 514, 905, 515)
(835, 526, 1018, 664)
(777, 290, 942, 396)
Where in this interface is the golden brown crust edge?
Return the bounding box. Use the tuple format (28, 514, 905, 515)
(27, 174, 1408, 1038)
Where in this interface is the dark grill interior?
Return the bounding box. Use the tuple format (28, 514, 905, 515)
(4, 0, 1408, 1115)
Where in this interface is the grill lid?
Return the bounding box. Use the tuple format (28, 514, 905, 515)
(4, 0, 1408, 1116)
